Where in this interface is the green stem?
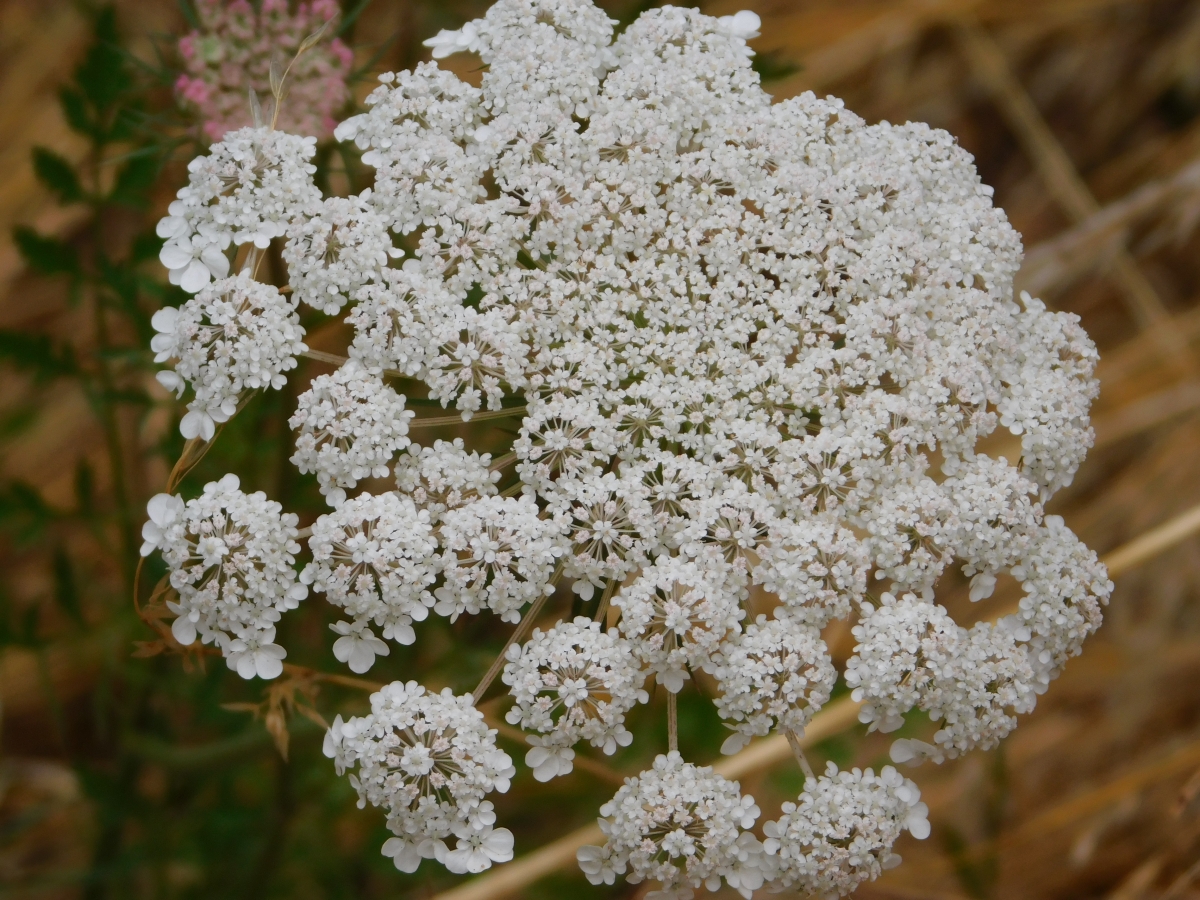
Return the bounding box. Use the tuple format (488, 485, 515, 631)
(87, 149, 136, 591)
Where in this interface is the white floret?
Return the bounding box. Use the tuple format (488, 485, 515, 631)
(764, 762, 930, 896)
(302, 492, 439, 647)
(152, 275, 306, 441)
(290, 359, 414, 505)
(149, 474, 306, 678)
(502, 616, 648, 777)
(579, 752, 767, 898)
(324, 682, 515, 874)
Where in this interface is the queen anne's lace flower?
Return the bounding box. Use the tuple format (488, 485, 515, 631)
(713, 612, 836, 754)
(302, 493, 439, 649)
(502, 617, 648, 779)
(143, 474, 306, 678)
(323, 682, 516, 873)
(158, 127, 320, 272)
(614, 554, 745, 693)
(152, 274, 306, 440)
(290, 359, 414, 504)
(763, 763, 929, 897)
(435, 495, 566, 623)
(283, 194, 403, 314)
(579, 753, 767, 899)
(147, 0, 1115, 886)
(393, 439, 499, 522)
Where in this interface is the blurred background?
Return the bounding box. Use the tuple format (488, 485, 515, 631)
(3, 0, 1200, 897)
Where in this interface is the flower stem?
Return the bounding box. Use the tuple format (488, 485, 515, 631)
(593, 578, 618, 625)
(667, 691, 678, 753)
(409, 406, 526, 428)
(471, 563, 562, 702)
(785, 727, 815, 782)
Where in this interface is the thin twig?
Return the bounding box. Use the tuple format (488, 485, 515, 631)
(593, 578, 618, 625)
(489, 451, 518, 473)
(299, 348, 416, 383)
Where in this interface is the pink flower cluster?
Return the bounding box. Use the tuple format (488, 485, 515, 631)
(176, 0, 354, 140)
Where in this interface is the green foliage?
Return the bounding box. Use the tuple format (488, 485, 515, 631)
(110, 150, 161, 207)
(0, 329, 78, 381)
(33, 147, 87, 204)
(58, 7, 139, 144)
(12, 226, 80, 277)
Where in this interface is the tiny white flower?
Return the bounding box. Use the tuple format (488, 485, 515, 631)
(423, 22, 481, 59)
(330, 620, 391, 673)
(140, 493, 185, 556)
(159, 234, 230, 293)
(716, 9, 761, 40)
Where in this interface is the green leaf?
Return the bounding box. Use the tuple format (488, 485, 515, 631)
(12, 226, 79, 277)
(52, 545, 84, 625)
(74, 8, 131, 115)
(0, 329, 78, 382)
(58, 86, 96, 138)
(32, 147, 85, 204)
(109, 152, 159, 207)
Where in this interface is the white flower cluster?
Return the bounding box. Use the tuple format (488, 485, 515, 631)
(157, 128, 320, 289)
(143, 0, 1115, 889)
(323, 682, 516, 874)
(393, 439, 499, 520)
(152, 275, 307, 440)
(713, 612, 837, 754)
(613, 553, 745, 694)
(579, 753, 768, 899)
(302, 493, 438, 655)
(502, 617, 648, 779)
(289, 359, 414, 504)
(139, 475, 306, 679)
(763, 763, 929, 896)
(435, 495, 565, 623)
(283, 194, 403, 315)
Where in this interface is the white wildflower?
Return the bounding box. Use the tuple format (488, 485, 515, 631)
(435, 495, 567, 623)
(290, 359, 414, 505)
(394, 438, 499, 522)
(713, 612, 836, 754)
(150, 474, 305, 676)
(614, 553, 745, 693)
(579, 752, 766, 898)
(324, 681, 515, 873)
(764, 762, 930, 896)
(283, 193, 402, 315)
(502, 617, 648, 778)
(303, 493, 440, 646)
(160, 126, 319, 253)
(146, 0, 1114, 885)
(151, 275, 306, 441)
